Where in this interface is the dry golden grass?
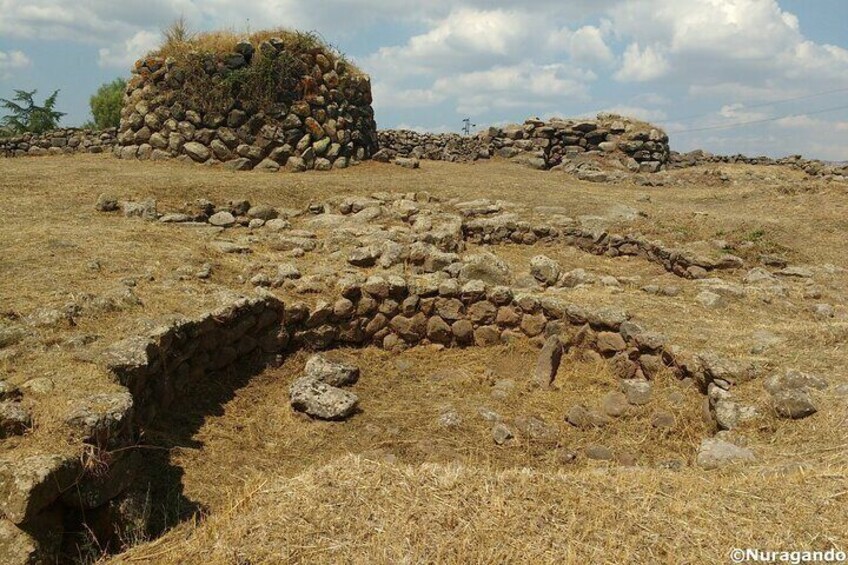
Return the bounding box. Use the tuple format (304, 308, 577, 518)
(111, 345, 847, 565)
(0, 154, 846, 562)
(112, 454, 848, 564)
(153, 24, 359, 74)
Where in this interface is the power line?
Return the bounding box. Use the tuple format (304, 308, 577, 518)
(665, 86, 848, 123)
(671, 103, 848, 134)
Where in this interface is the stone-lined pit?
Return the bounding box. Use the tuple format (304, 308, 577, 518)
(1, 268, 774, 562)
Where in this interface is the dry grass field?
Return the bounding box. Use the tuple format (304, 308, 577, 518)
(1, 154, 846, 563)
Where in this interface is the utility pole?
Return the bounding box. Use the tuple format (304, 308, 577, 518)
(462, 118, 476, 136)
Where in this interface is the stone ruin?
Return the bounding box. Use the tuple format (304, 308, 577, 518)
(114, 33, 378, 172)
(3, 184, 829, 562)
(376, 114, 672, 173)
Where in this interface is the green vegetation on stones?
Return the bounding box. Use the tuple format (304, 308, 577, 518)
(146, 21, 359, 116)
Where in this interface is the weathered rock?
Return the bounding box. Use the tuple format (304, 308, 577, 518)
(95, 193, 119, 212)
(504, 415, 552, 442)
(696, 438, 755, 469)
(0, 454, 80, 523)
(772, 389, 817, 419)
(458, 252, 511, 286)
(0, 402, 31, 438)
(764, 369, 828, 394)
(348, 246, 381, 267)
(530, 255, 561, 286)
(492, 423, 514, 445)
(289, 377, 358, 420)
(585, 445, 615, 461)
(651, 410, 675, 429)
(474, 325, 502, 347)
(621, 379, 652, 405)
(696, 290, 726, 309)
(601, 391, 628, 417)
(438, 408, 462, 428)
(394, 157, 420, 169)
(596, 331, 626, 355)
(713, 399, 757, 430)
(247, 205, 278, 221)
(183, 141, 211, 162)
(534, 336, 563, 388)
(566, 405, 611, 429)
(64, 391, 134, 447)
(209, 211, 236, 227)
(121, 199, 157, 220)
(212, 241, 250, 254)
(304, 355, 360, 387)
(426, 316, 453, 344)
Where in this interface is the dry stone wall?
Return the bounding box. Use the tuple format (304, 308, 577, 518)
(114, 40, 378, 172)
(485, 115, 670, 172)
(670, 150, 848, 180)
(376, 115, 671, 172)
(375, 130, 490, 163)
(0, 128, 117, 157)
(1, 272, 762, 563)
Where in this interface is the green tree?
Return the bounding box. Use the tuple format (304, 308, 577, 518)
(0, 89, 65, 134)
(89, 78, 126, 130)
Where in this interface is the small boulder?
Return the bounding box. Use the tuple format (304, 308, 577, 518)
(0, 401, 31, 438)
(183, 141, 211, 162)
(304, 355, 360, 387)
(696, 438, 755, 470)
(585, 445, 615, 461)
(393, 157, 420, 169)
(533, 336, 563, 388)
(772, 389, 817, 419)
(601, 391, 628, 417)
(95, 194, 118, 212)
(530, 255, 561, 286)
(492, 423, 514, 445)
(289, 377, 358, 420)
(696, 290, 726, 309)
(209, 211, 236, 227)
(621, 379, 652, 405)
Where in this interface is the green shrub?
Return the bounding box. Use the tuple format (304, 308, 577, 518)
(0, 89, 65, 134)
(148, 21, 357, 116)
(89, 78, 126, 130)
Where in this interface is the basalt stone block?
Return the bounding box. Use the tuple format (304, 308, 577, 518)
(0, 454, 80, 524)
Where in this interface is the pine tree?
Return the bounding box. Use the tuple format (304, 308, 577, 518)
(0, 89, 66, 135)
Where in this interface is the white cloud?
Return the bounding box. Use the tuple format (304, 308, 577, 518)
(774, 115, 822, 129)
(0, 50, 31, 79)
(1, 0, 846, 159)
(432, 63, 593, 115)
(615, 43, 670, 82)
(371, 83, 447, 108)
(549, 24, 614, 65)
(718, 103, 769, 122)
(98, 30, 160, 68)
(394, 123, 454, 134)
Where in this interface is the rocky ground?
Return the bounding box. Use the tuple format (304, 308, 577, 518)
(0, 153, 846, 563)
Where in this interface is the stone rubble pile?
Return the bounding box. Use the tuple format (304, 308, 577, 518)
(101, 190, 747, 281)
(290, 354, 360, 420)
(376, 114, 671, 173)
(670, 150, 848, 180)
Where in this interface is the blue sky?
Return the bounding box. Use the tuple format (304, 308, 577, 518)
(1, 0, 847, 160)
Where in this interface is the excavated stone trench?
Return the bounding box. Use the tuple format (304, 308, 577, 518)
(4, 273, 756, 563)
